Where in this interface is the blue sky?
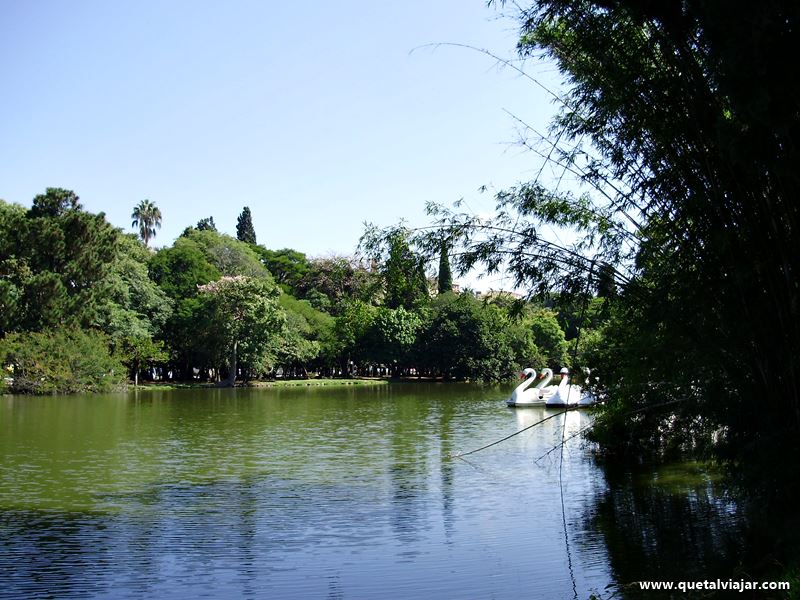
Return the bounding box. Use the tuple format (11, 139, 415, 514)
(1, 1, 566, 286)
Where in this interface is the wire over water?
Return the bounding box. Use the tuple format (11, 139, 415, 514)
(449, 406, 579, 459)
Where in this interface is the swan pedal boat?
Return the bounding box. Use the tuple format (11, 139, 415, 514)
(507, 367, 596, 408)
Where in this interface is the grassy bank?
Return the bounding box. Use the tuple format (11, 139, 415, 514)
(132, 378, 390, 391)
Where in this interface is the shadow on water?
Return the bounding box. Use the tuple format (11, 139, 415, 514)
(586, 461, 746, 599)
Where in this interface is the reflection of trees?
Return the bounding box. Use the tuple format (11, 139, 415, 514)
(388, 395, 433, 556)
(591, 464, 744, 596)
(0, 510, 115, 598)
(438, 397, 456, 543)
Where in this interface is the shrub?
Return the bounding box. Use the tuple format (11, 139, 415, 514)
(0, 328, 125, 394)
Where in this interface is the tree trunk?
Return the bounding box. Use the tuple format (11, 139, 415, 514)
(223, 341, 238, 387)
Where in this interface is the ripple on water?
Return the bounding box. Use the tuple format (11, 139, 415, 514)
(0, 385, 742, 599)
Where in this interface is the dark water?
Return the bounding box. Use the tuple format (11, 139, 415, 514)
(0, 384, 743, 598)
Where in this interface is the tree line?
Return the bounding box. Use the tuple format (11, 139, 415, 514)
(0, 189, 588, 393)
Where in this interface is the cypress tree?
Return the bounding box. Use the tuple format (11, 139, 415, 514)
(236, 206, 257, 244)
(437, 240, 453, 294)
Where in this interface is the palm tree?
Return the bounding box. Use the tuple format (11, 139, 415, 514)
(131, 199, 162, 247)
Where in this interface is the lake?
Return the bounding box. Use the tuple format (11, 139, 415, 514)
(0, 384, 743, 599)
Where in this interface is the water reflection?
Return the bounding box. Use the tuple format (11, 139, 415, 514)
(0, 385, 745, 599)
(591, 463, 743, 598)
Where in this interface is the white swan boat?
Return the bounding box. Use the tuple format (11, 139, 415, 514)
(545, 367, 595, 407)
(507, 368, 556, 406)
(508, 367, 596, 407)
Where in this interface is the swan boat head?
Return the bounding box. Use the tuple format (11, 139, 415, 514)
(508, 368, 546, 406)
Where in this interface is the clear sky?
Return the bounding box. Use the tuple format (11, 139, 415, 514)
(0, 1, 566, 288)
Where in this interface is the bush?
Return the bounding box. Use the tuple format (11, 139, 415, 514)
(0, 328, 125, 394)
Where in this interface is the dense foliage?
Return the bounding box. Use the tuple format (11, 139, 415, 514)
(0, 328, 125, 394)
(411, 0, 800, 538)
(1, 190, 576, 393)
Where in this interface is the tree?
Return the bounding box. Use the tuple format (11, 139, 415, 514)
(297, 255, 381, 314)
(0, 200, 29, 335)
(0, 327, 125, 394)
(18, 190, 119, 331)
(196, 216, 217, 231)
(253, 247, 310, 291)
(276, 293, 334, 377)
(197, 276, 284, 386)
(360, 225, 429, 310)
(130, 199, 162, 247)
(30, 188, 81, 218)
(149, 237, 221, 299)
(416, 293, 518, 381)
(236, 206, 257, 244)
(330, 300, 377, 374)
(95, 234, 173, 340)
(364, 307, 422, 375)
(117, 335, 168, 386)
(425, 0, 800, 519)
(437, 239, 453, 295)
(185, 229, 271, 280)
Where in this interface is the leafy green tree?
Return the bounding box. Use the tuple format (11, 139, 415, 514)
(416, 293, 517, 381)
(278, 293, 334, 340)
(330, 300, 377, 374)
(381, 228, 429, 310)
(275, 293, 334, 377)
(149, 237, 221, 299)
(236, 206, 257, 244)
(0, 327, 125, 394)
(0, 200, 29, 334)
(96, 234, 173, 340)
(185, 229, 271, 280)
(130, 199, 162, 247)
(148, 237, 221, 379)
(12, 189, 119, 331)
(198, 276, 284, 386)
(526, 308, 568, 368)
(364, 307, 422, 375)
(254, 247, 310, 291)
(117, 335, 168, 386)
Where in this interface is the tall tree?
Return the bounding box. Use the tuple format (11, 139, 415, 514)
(131, 199, 162, 247)
(437, 239, 453, 294)
(236, 206, 257, 244)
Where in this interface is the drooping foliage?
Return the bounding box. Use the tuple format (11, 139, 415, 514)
(418, 0, 800, 514)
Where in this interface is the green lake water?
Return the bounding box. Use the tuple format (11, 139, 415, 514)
(0, 384, 743, 598)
